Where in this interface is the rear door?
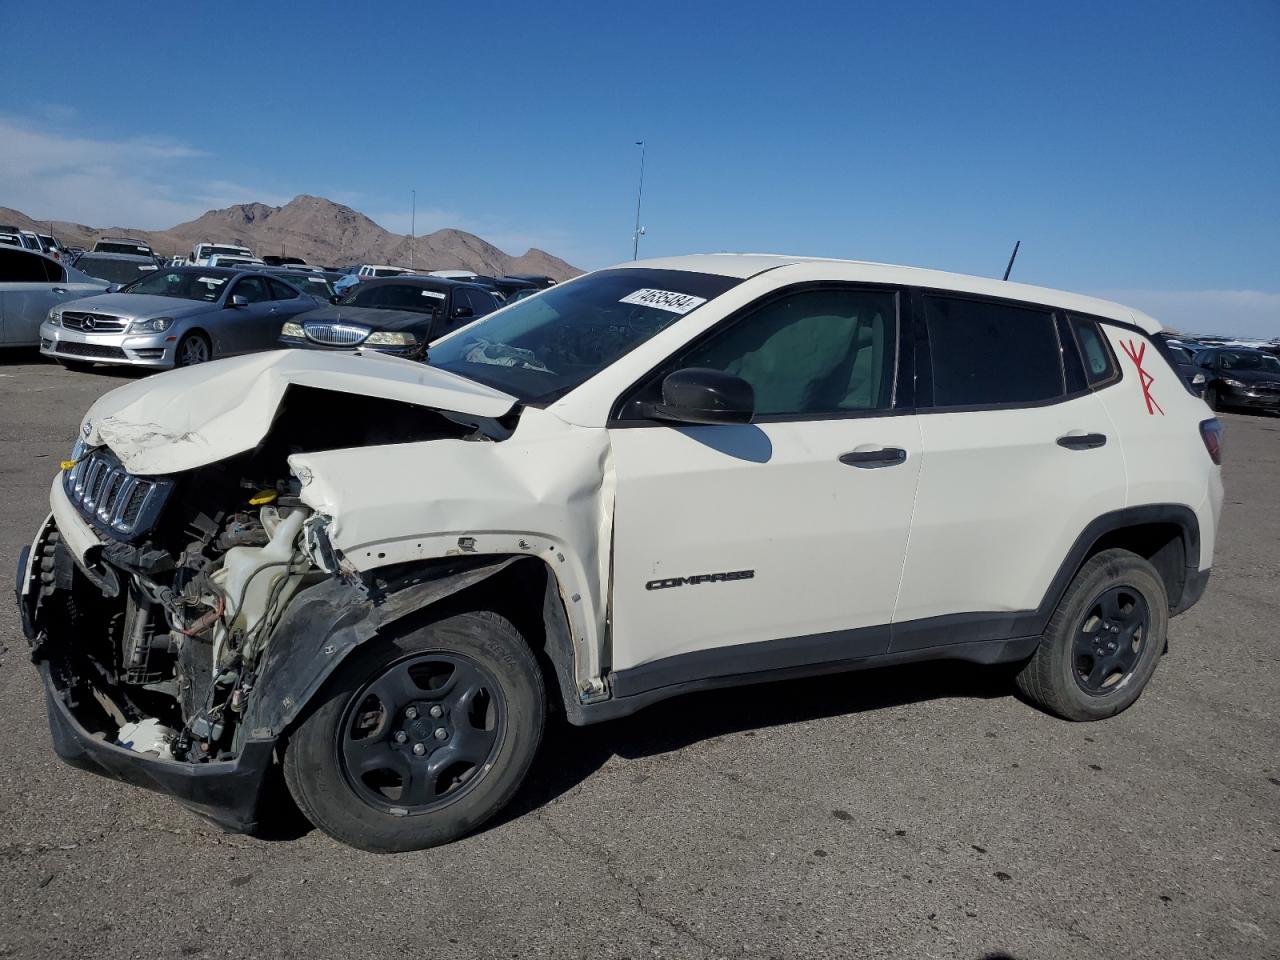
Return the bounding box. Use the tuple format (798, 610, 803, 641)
(608, 284, 921, 678)
(0, 248, 74, 346)
(890, 292, 1126, 650)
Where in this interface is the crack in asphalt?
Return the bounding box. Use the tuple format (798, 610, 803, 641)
(536, 813, 722, 958)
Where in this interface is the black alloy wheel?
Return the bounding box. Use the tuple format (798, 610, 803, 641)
(339, 652, 503, 813)
(1071, 586, 1150, 695)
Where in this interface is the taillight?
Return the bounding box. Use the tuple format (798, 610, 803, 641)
(1199, 418, 1223, 465)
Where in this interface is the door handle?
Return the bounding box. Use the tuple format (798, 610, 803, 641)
(1057, 432, 1107, 450)
(839, 447, 907, 468)
(52, 287, 68, 294)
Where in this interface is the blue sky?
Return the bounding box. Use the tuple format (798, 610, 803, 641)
(1, 1, 1277, 335)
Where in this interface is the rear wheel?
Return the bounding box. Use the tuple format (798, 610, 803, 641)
(175, 332, 211, 366)
(283, 610, 545, 852)
(1015, 549, 1168, 721)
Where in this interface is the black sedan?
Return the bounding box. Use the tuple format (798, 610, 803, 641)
(1193, 346, 1280, 413)
(280, 276, 500, 358)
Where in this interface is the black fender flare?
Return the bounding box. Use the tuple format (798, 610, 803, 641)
(1035, 503, 1201, 626)
(239, 555, 581, 741)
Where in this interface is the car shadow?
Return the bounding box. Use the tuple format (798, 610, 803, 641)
(494, 658, 1018, 830)
(0, 346, 149, 379)
(252, 659, 1018, 845)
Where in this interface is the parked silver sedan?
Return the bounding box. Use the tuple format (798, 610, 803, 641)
(39, 266, 322, 370)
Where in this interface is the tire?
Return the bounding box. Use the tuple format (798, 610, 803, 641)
(57, 359, 95, 373)
(1203, 386, 1219, 411)
(1015, 548, 1168, 721)
(283, 610, 545, 852)
(175, 332, 211, 367)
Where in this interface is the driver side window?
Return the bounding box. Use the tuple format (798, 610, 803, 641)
(233, 276, 269, 303)
(637, 287, 898, 418)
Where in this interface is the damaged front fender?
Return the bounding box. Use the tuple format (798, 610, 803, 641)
(241, 556, 550, 738)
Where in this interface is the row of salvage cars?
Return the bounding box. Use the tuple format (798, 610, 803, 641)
(0, 243, 522, 370)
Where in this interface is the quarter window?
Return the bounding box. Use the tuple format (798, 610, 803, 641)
(923, 296, 1064, 407)
(1069, 315, 1118, 385)
(649, 288, 898, 417)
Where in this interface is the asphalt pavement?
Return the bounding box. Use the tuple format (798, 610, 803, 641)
(0, 353, 1276, 960)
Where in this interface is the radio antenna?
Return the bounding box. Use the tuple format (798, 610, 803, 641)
(1002, 240, 1021, 281)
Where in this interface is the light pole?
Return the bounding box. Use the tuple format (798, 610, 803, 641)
(632, 140, 645, 260)
(410, 189, 416, 270)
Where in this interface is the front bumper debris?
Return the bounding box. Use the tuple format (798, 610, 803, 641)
(40, 660, 276, 832)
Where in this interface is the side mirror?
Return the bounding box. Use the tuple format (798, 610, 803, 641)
(230, 294, 249, 308)
(643, 368, 754, 425)
(105, 284, 119, 294)
(452, 305, 474, 319)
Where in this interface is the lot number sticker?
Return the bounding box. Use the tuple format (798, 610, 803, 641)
(619, 288, 707, 314)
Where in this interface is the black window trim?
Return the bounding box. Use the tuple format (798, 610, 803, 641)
(1066, 312, 1123, 391)
(608, 280, 910, 427)
(913, 287, 1079, 413)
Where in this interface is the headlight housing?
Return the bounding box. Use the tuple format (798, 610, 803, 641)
(364, 331, 416, 346)
(281, 321, 305, 338)
(1220, 378, 1246, 388)
(46, 309, 61, 326)
(129, 316, 173, 333)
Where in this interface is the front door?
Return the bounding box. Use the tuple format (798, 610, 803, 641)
(607, 285, 920, 681)
(218, 275, 276, 355)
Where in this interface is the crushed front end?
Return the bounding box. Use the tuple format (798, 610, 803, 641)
(17, 439, 321, 831)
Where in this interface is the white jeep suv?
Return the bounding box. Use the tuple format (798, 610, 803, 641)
(16, 254, 1223, 852)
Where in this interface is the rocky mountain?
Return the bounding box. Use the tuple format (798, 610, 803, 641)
(0, 195, 581, 280)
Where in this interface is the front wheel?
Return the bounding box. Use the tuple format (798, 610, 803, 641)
(1015, 549, 1168, 721)
(283, 610, 546, 852)
(1203, 385, 1219, 411)
(174, 332, 211, 367)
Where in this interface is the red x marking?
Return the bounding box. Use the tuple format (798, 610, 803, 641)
(1119, 339, 1164, 416)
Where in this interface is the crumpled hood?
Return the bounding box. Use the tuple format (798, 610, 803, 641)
(62, 292, 215, 319)
(81, 348, 518, 475)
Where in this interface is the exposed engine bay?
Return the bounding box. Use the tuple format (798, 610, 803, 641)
(33, 385, 499, 766)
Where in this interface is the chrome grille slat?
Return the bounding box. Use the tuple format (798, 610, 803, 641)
(61, 446, 175, 541)
(61, 311, 128, 332)
(303, 322, 370, 347)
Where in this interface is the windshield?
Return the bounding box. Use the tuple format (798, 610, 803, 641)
(1220, 351, 1280, 373)
(75, 257, 159, 285)
(429, 268, 742, 403)
(125, 271, 228, 302)
(339, 282, 445, 313)
(201, 245, 251, 259)
(285, 274, 335, 298)
(95, 241, 153, 257)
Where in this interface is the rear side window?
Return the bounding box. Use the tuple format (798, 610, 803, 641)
(0, 247, 55, 282)
(1069, 315, 1118, 385)
(923, 296, 1064, 407)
